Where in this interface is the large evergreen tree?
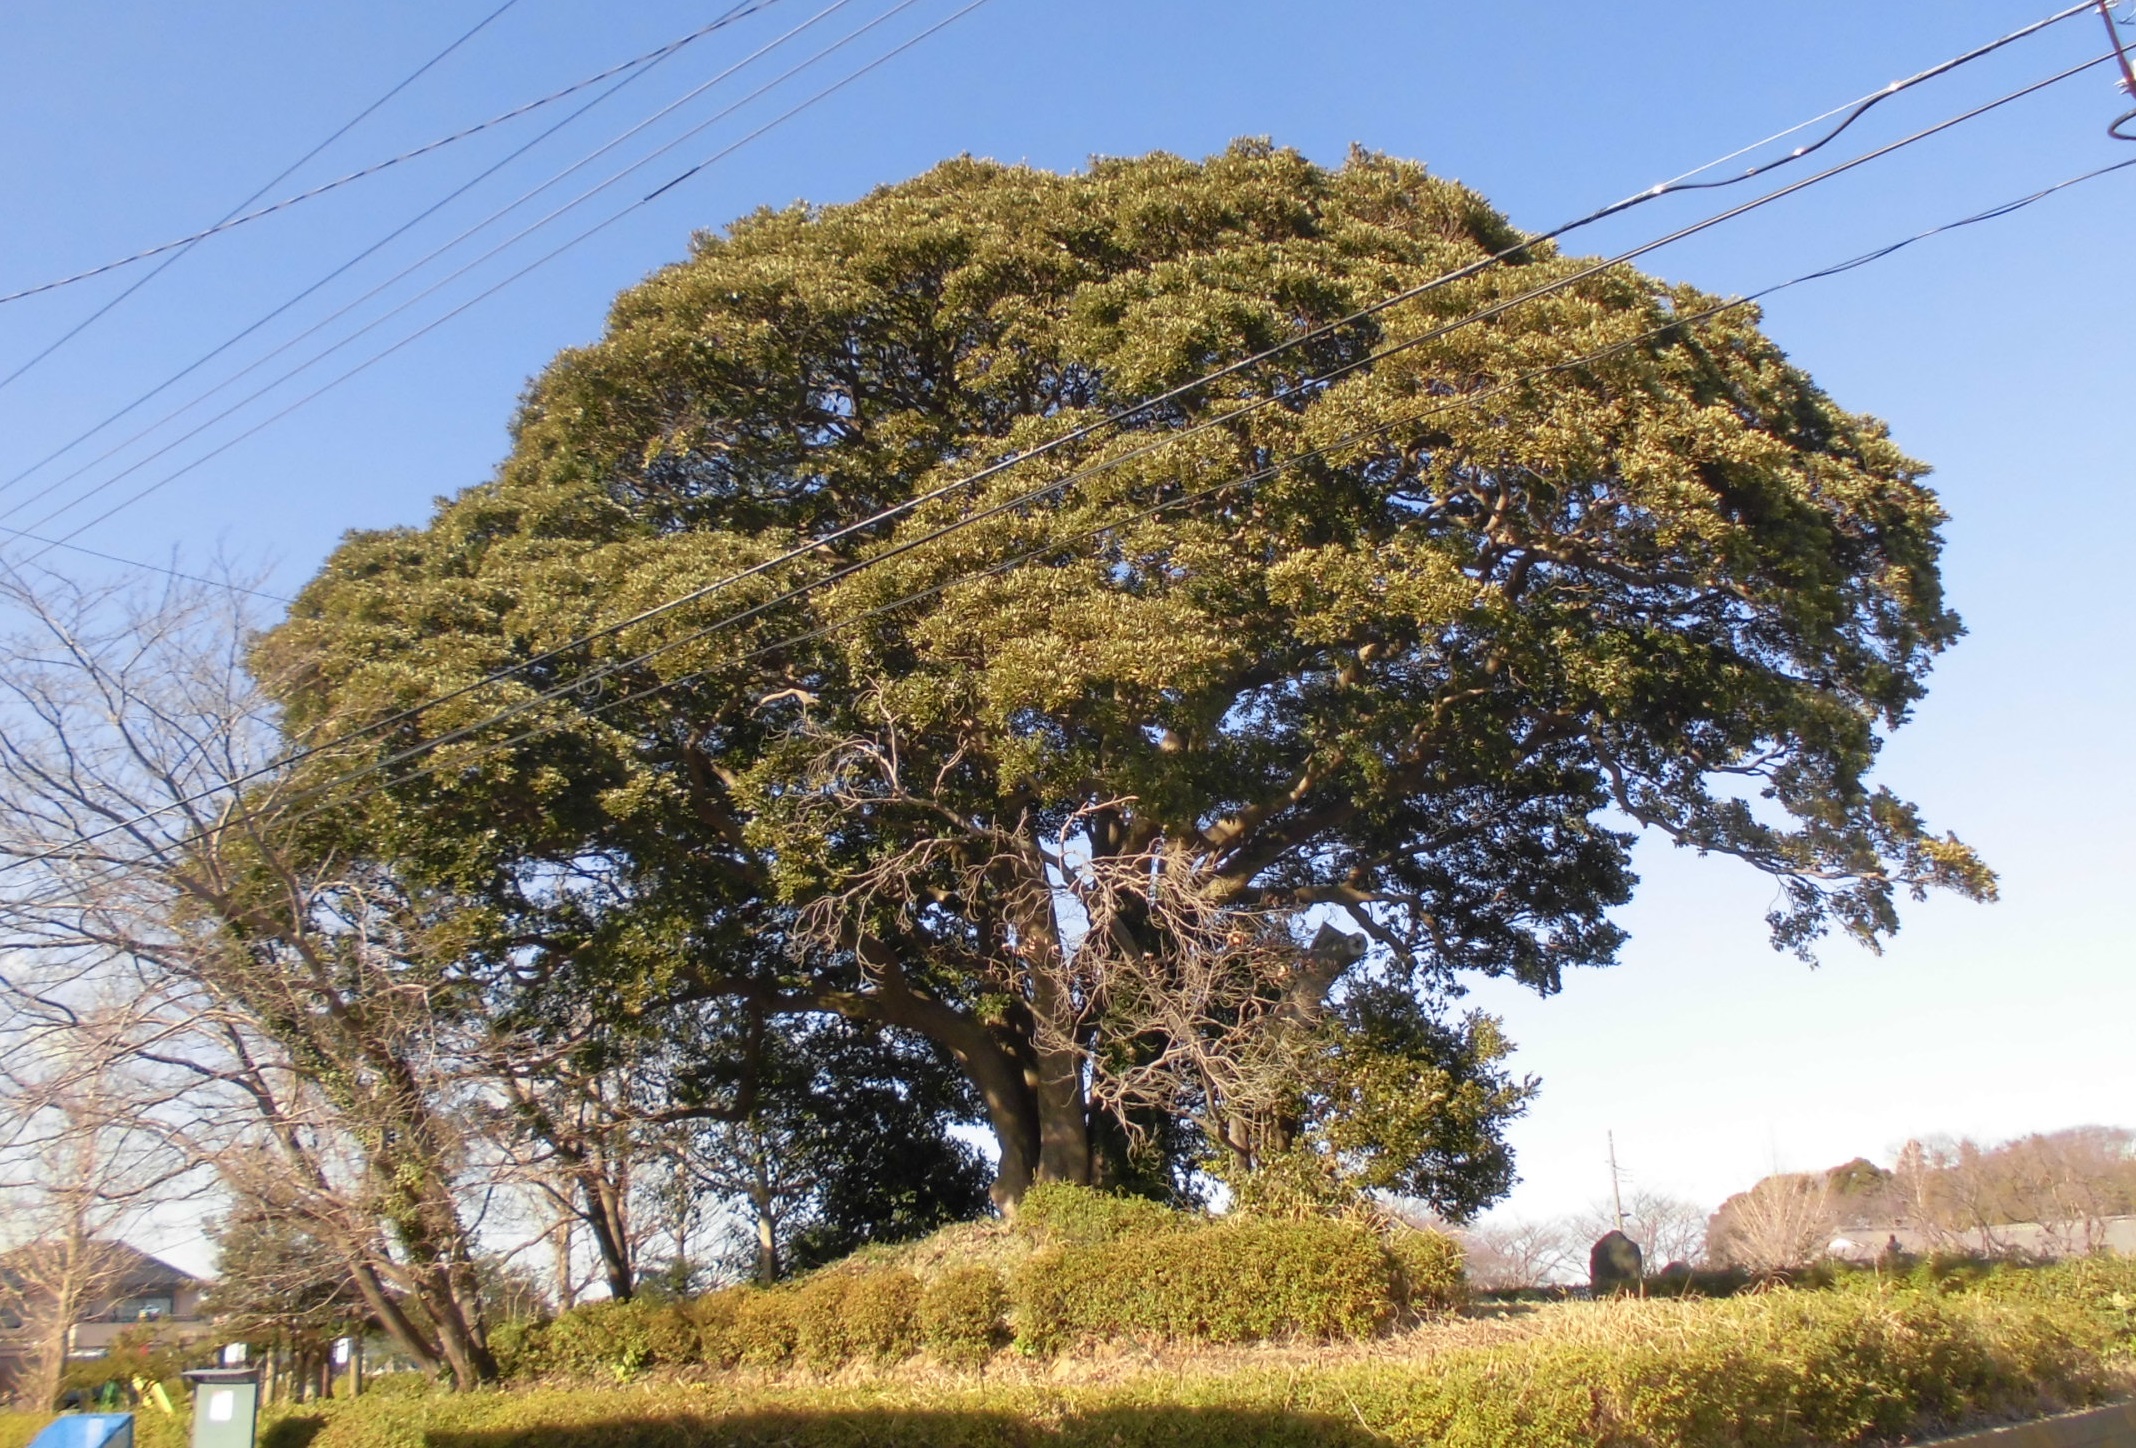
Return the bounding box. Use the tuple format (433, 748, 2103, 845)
(262, 142, 1989, 1208)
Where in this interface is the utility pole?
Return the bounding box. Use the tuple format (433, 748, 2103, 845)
(1608, 1130, 1627, 1232)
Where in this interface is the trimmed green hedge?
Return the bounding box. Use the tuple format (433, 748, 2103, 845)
(538, 1299, 699, 1379)
(513, 1191, 1465, 1374)
(202, 1274, 2126, 1448)
(919, 1266, 1007, 1367)
(1013, 1183, 1187, 1248)
(1012, 1217, 1398, 1352)
(1385, 1224, 1466, 1317)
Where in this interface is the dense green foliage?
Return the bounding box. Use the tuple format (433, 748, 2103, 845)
(109, 1259, 2128, 1448)
(537, 1298, 701, 1379)
(1011, 1217, 1404, 1351)
(659, 1015, 993, 1286)
(7, 1257, 2126, 1447)
(1385, 1226, 1470, 1317)
(489, 1189, 1465, 1374)
(917, 1266, 1007, 1367)
(262, 139, 1988, 1207)
(1012, 1182, 1189, 1247)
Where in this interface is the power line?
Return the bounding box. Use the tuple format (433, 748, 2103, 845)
(23, 33, 2114, 870)
(1587, 0, 2097, 213)
(0, 0, 943, 544)
(0, 530, 294, 604)
(0, 0, 789, 501)
(168, 45, 2136, 782)
(29, 10, 2107, 790)
(0, 2, 789, 311)
(0, 1, 2092, 563)
(18, 141, 2128, 882)
(3, 63, 2116, 879)
(346, 154, 2136, 808)
(6, 3, 2096, 631)
(0, 0, 526, 393)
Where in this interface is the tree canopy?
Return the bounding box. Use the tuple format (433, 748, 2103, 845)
(261, 140, 1989, 1210)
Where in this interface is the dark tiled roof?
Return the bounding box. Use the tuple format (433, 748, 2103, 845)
(0, 1240, 201, 1296)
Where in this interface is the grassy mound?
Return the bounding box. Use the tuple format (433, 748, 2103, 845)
(234, 1273, 2130, 1448)
(6, 1255, 2130, 1448)
(502, 1189, 1465, 1379)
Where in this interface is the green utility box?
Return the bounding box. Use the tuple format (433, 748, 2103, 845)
(181, 1369, 258, 1448)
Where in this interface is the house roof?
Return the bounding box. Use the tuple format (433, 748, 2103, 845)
(0, 1240, 201, 1297)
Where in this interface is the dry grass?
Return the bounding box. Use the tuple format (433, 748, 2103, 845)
(850, 1219, 1030, 1282)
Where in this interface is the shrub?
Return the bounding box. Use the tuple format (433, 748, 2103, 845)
(686, 1286, 747, 1368)
(206, 1280, 2127, 1448)
(1385, 1226, 1466, 1317)
(790, 1272, 858, 1370)
(728, 1287, 800, 1366)
(58, 1325, 206, 1400)
(1215, 1146, 1358, 1222)
(489, 1319, 550, 1379)
(1014, 1183, 1183, 1248)
(845, 1271, 923, 1363)
(1970, 1253, 2136, 1352)
(541, 1297, 699, 1378)
(358, 1369, 440, 1399)
(1014, 1217, 1395, 1353)
(921, 1266, 1007, 1367)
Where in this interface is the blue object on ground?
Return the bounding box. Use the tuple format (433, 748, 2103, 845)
(27, 1414, 135, 1448)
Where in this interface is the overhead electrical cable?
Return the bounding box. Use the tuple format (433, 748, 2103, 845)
(0, 530, 293, 603)
(2, 59, 2118, 880)
(0, 1, 792, 309)
(101, 43, 2129, 766)
(0, 0, 2092, 549)
(1585, 0, 2097, 212)
(12, 8, 2108, 678)
(0, 0, 788, 500)
(0, 0, 958, 545)
(15, 29, 2113, 861)
(0, 0, 526, 392)
(8, 146, 2130, 892)
(2094, 0, 2136, 136)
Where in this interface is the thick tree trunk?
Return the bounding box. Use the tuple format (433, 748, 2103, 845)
(824, 962, 1050, 1212)
(376, 1168, 497, 1388)
(750, 1182, 780, 1287)
(579, 1168, 634, 1301)
(345, 1257, 444, 1379)
(418, 1265, 495, 1391)
(1007, 853, 1092, 1193)
(1028, 974, 1092, 1190)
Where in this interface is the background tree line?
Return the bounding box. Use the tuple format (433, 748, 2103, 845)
(1451, 1125, 2135, 1289)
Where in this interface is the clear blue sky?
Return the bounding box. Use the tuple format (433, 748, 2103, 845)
(3, 0, 2130, 1261)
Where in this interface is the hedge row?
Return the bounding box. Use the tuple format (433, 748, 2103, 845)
(1015, 1217, 1401, 1352)
(232, 1274, 2126, 1448)
(502, 1203, 1465, 1377)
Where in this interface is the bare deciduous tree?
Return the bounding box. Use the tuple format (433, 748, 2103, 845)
(0, 569, 498, 1386)
(1572, 1191, 1710, 1270)
(1706, 1173, 1838, 1273)
(1892, 1129, 2135, 1256)
(0, 1018, 190, 1409)
(1454, 1217, 1578, 1290)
